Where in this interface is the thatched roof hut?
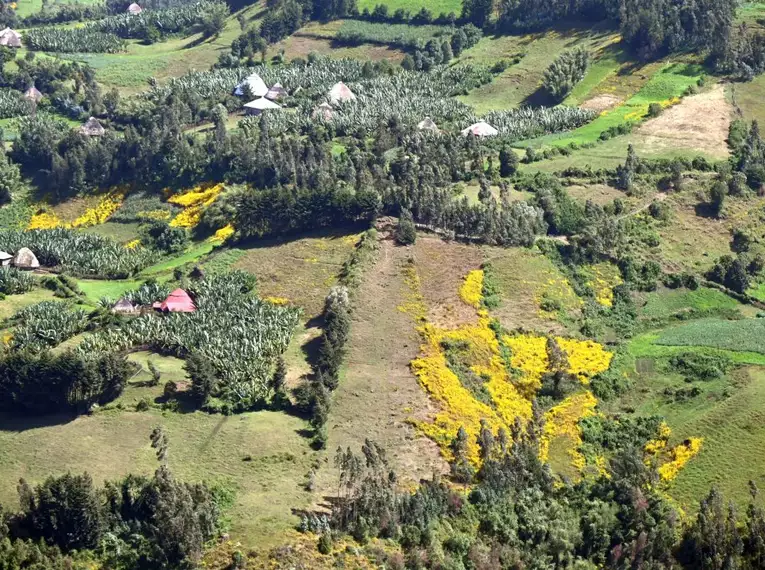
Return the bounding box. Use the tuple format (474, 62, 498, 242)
(112, 298, 138, 314)
(13, 248, 39, 270)
(417, 117, 439, 132)
(0, 28, 22, 48)
(24, 86, 43, 104)
(234, 73, 268, 98)
(461, 120, 498, 138)
(312, 102, 334, 121)
(127, 3, 143, 14)
(243, 97, 281, 116)
(152, 289, 196, 313)
(0, 251, 12, 267)
(80, 117, 106, 137)
(265, 82, 288, 101)
(328, 82, 356, 106)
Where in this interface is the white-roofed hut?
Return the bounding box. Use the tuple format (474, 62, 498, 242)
(127, 3, 143, 14)
(234, 73, 268, 98)
(312, 102, 334, 122)
(461, 120, 499, 138)
(417, 117, 439, 132)
(0, 28, 22, 48)
(0, 251, 12, 267)
(24, 86, 43, 104)
(265, 82, 288, 101)
(328, 81, 356, 106)
(80, 117, 106, 137)
(13, 248, 39, 270)
(243, 97, 281, 116)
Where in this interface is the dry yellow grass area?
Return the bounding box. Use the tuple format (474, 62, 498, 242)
(231, 231, 360, 320)
(413, 236, 484, 328)
(636, 84, 732, 159)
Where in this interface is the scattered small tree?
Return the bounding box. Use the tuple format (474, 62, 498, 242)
(395, 209, 417, 245)
(499, 146, 519, 177)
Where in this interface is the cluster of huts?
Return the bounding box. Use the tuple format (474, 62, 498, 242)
(112, 288, 196, 315)
(233, 72, 356, 118)
(0, 248, 40, 270)
(233, 73, 498, 137)
(21, 83, 105, 136)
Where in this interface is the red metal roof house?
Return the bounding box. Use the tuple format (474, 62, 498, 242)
(152, 289, 196, 313)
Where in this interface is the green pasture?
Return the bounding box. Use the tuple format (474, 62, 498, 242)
(356, 0, 461, 15)
(526, 63, 704, 149)
(652, 318, 765, 355)
(639, 287, 742, 320)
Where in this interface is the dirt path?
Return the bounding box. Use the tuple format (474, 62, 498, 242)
(636, 84, 732, 158)
(317, 236, 445, 495)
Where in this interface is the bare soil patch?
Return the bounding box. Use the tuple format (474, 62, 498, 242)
(580, 94, 622, 112)
(565, 183, 627, 206)
(413, 236, 484, 328)
(319, 236, 445, 493)
(636, 84, 732, 159)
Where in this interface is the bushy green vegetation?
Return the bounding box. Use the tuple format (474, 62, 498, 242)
(92, 1, 229, 40)
(9, 300, 89, 352)
(0, 228, 157, 278)
(543, 47, 590, 101)
(335, 20, 454, 50)
(24, 27, 126, 53)
(0, 266, 36, 296)
(0, 89, 32, 119)
(79, 272, 300, 409)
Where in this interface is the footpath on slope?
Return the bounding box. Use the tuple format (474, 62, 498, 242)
(317, 233, 446, 496)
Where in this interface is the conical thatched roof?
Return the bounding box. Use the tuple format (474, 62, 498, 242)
(243, 97, 281, 111)
(328, 82, 356, 106)
(417, 117, 439, 132)
(312, 102, 334, 121)
(80, 117, 106, 137)
(0, 28, 22, 48)
(24, 86, 43, 103)
(234, 73, 268, 98)
(127, 3, 142, 14)
(265, 82, 288, 101)
(461, 120, 498, 138)
(112, 298, 137, 313)
(13, 248, 39, 269)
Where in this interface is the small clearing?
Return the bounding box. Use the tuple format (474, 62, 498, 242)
(319, 235, 445, 493)
(580, 94, 622, 113)
(413, 236, 483, 328)
(636, 84, 732, 159)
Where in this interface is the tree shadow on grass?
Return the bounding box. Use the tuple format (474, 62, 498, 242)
(0, 411, 78, 432)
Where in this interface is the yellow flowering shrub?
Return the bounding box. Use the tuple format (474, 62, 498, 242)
(584, 263, 623, 307)
(209, 223, 235, 243)
(644, 421, 672, 455)
(459, 270, 484, 309)
(27, 211, 62, 230)
(658, 438, 703, 482)
(539, 391, 598, 469)
(71, 190, 126, 228)
(556, 337, 613, 384)
(168, 183, 224, 228)
(503, 334, 613, 389)
(125, 239, 141, 250)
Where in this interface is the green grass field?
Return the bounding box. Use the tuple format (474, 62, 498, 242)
(356, 0, 461, 15)
(654, 318, 765, 354)
(639, 287, 742, 319)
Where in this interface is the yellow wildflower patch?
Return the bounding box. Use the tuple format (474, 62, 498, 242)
(27, 211, 62, 230)
(209, 223, 235, 243)
(658, 438, 703, 482)
(584, 263, 623, 307)
(503, 334, 613, 389)
(397, 262, 427, 322)
(124, 239, 141, 250)
(264, 296, 290, 305)
(644, 421, 672, 456)
(168, 183, 224, 229)
(71, 189, 126, 228)
(539, 391, 598, 470)
(459, 270, 484, 309)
